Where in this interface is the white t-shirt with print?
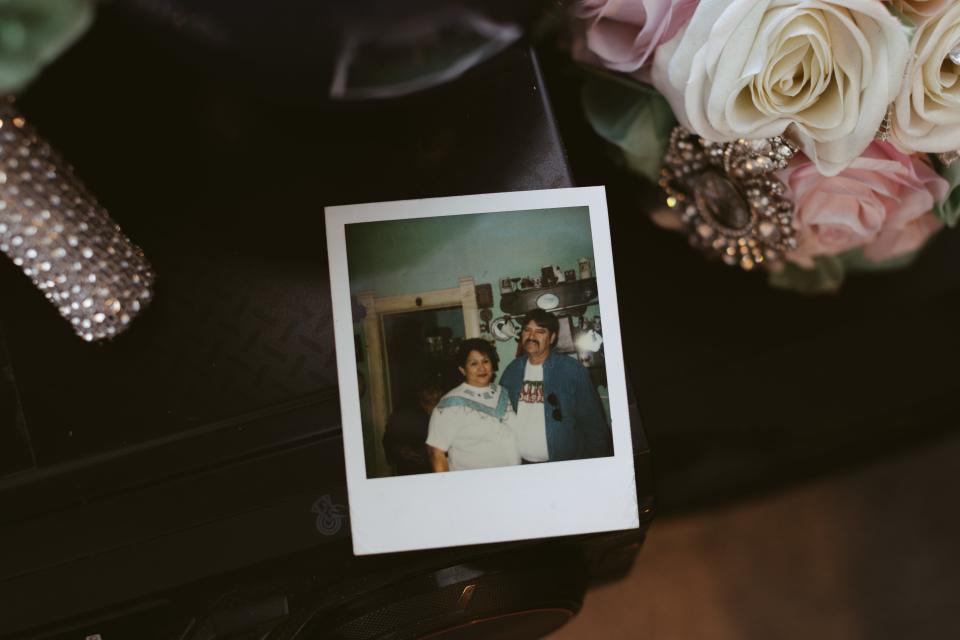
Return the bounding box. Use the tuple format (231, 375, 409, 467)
(514, 362, 549, 462)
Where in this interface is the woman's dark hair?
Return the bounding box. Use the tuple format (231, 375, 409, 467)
(456, 338, 499, 371)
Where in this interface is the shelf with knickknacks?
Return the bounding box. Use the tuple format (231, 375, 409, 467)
(500, 276, 599, 318)
(0, 0, 154, 342)
(498, 259, 596, 316)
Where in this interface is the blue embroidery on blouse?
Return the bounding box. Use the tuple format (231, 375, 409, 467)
(462, 384, 497, 401)
(437, 390, 510, 421)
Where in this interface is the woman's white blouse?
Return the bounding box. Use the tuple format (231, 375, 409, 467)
(425, 383, 520, 471)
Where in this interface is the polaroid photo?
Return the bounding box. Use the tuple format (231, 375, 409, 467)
(326, 187, 639, 555)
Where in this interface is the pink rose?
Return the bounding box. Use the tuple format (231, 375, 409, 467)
(778, 142, 949, 266)
(889, 0, 954, 22)
(574, 0, 698, 72)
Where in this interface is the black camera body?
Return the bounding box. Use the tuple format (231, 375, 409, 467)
(1, 377, 652, 640)
(0, 13, 654, 639)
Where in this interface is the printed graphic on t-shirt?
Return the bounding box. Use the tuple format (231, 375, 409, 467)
(520, 380, 544, 404)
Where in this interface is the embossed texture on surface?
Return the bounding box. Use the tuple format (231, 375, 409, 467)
(0, 99, 153, 341)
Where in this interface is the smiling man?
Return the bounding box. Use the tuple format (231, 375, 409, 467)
(500, 309, 612, 463)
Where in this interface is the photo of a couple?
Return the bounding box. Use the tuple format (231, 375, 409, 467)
(328, 188, 638, 552)
(345, 206, 615, 478)
(424, 310, 611, 473)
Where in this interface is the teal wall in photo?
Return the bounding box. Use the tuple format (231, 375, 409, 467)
(346, 206, 608, 472)
(346, 207, 595, 300)
(346, 206, 598, 366)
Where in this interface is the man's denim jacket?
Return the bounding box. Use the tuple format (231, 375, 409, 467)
(500, 350, 612, 461)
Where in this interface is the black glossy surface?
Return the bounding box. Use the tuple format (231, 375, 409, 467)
(0, 326, 32, 476)
(119, 0, 547, 99)
(0, 9, 653, 639)
(1, 8, 571, 468)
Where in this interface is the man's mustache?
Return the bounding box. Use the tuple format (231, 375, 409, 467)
(525, 340, 538, 346)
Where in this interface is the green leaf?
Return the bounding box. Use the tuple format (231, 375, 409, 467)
(768, 257, 846, 295)
(581, 74, 676, 184)
(769, 248, 925, 294)
(839, 248, 920, 272)
(933, 160, 960, 228)
(884, 3, 919, 42)
(0, 0, 93, 94)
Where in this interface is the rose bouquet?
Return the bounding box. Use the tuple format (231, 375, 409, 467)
(569, 0, 960, 292)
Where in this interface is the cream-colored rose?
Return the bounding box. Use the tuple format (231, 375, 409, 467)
(651, 0, 910, 176)
(889, 0, 953, 23)
(891, 3, 960, 154)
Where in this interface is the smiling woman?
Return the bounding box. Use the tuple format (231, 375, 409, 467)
(425, 338, 520, 473)
(460, 344, 495, 387)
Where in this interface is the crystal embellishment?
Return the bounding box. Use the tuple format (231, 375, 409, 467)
(939, 150, 960, 168)
(0, 98, 154, 341)
(876, 105, 892, 142)
(660, 127, 799, 271)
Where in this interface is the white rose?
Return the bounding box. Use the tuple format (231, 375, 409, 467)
(891, 3, 960, 154)
(651, 0, 910, 176)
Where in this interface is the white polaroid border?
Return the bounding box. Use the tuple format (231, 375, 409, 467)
(326, 187, 638, 555)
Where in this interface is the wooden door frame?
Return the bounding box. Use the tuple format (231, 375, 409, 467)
(358, 277, 479, 477)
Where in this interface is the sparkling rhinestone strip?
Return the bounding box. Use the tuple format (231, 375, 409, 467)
(0, 99, 154, 341)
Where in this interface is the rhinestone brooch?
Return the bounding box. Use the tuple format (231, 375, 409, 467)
(0, 98, 154, 342)
(939, 151, 960, 168)
(659, 127, 799, 271)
